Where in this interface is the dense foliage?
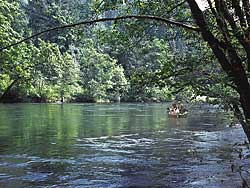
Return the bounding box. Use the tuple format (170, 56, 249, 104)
(0, 0, 177, 102)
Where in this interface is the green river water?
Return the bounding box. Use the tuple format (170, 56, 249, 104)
(0, 103, 249, 188)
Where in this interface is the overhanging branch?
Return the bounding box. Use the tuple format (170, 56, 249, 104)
(0, 15, 200, 52)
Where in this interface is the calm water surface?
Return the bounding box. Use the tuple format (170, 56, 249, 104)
(0, 103, 249, 188)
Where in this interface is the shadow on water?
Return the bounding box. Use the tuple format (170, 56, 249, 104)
(0, 103, 249, 188)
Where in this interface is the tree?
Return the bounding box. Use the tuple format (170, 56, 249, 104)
(0, 0, 32, 102)
(27, 39, 79, 102)
(122, 38, 173, 102)
(57, 52, 80, 102)
(186, 0, 250, 141)
(77, 39, 127, 102)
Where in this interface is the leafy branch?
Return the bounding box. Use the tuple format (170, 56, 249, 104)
(0, 15, 200, 52)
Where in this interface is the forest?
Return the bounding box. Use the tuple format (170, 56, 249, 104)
(0, 0, 224, 103)
(1, 0, 179, 104)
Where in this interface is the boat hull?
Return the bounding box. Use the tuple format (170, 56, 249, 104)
(168, 112, 188, 118)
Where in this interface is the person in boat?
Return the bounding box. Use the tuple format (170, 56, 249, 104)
(169, 103, 179, 115)
(168, 101, 188, 118)
(177, 101, 187, 114)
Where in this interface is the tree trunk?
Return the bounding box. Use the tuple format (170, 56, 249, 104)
(0, 78, 19, 102)
(187, 0, 250, 141)
(232, 102, 250, 141)
(242, 120, 250, 142)
(239, 90, 250, 141)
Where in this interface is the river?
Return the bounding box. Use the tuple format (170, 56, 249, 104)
(0, 103, 249, 188)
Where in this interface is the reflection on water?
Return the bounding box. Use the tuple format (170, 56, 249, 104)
(0, 103, 249, 188)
